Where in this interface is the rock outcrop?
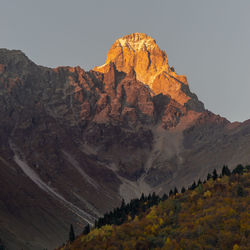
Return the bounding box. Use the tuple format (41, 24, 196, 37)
(94, 33, 204, 111)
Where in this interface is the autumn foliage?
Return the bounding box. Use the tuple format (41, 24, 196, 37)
(58, 165, 250, 250)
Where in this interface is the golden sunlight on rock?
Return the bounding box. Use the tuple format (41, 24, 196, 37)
(94, 33, 192, 106)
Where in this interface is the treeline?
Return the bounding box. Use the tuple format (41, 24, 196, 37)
(70, 164, 250, 243)
(93, 192, 162, 229)
(67, 192, 164, 244)
(186, 164, 248, 192)
(77, 192, 164, 239)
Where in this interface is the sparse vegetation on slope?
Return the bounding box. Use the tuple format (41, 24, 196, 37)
(58, 165, 250, 250)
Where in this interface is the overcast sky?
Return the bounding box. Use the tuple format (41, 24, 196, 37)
(1, 0, 250, 122)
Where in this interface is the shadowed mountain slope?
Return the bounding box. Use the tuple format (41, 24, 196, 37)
(0, 33, 250, 249)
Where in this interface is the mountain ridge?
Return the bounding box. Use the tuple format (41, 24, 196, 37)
(0, 34, 250, 249)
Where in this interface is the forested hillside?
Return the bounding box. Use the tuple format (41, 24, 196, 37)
(58, 165, 250, 250)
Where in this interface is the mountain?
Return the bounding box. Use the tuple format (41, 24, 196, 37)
(57, 165, 250, 250)
(0, 33, 250, 249)
(94, 33, 203, 110)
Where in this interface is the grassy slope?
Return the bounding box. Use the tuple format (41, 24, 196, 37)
(59, 170, 250, 250)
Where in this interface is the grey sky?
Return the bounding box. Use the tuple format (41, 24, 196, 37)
(1, 0, 250, 122)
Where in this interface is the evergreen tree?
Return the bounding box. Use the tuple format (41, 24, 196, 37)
(181, 187, 186, 193)
(121, 198, 126, 209)
(69, 224, 75, 243)
(212, 169, 218, 180)
(151, 192, 158, 205)
(198, 179, 202, 185)
(174, 187, 178, 195)
(140, 193, 145, 201)
(162, 193, 168, 201)
(147, 193, 152, 202)
(207, 173, 212, 181)
(83, 224, 90, 235)
(232, 164, 244, 175)
(190, 181, 196, 190)
(169, 189, 173, 196)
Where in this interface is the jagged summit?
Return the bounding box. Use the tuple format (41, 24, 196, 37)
(94, 33, 169, 84)
(116, 33, 161, 52)
(94, 33, 204, 109)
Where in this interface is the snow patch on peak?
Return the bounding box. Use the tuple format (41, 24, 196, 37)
(118, 33, 157, 51)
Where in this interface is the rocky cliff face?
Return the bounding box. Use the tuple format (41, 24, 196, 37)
(0, 34, 250, 249)
(94, 33, 204, 111)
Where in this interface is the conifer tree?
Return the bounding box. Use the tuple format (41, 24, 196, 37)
(232, 164, 244, 175)
(207, 173, 212, 181)
(151, 192, 158, 205)
(140, 193, 145, 201)
(162, 193, 168, 201)
(147, 193, 152, 201)
(190, 181, 196, 190)
(212, 169, 218, 180)
(181, 187, 186, 193)
(121, 198, 126, 209)
(69, 224, 75, 243)
(83, 224, 90, 235)
(169, 189, 173, 196)
(174, 187, 178, 195)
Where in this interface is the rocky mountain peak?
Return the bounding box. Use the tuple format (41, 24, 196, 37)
(115, 33, 160, 52)
(94, 33, 168, 84)
(94, 33, 204, 110)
